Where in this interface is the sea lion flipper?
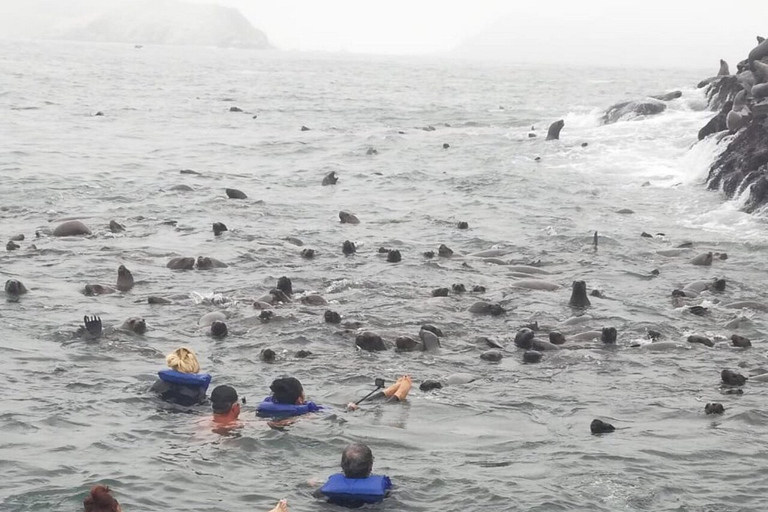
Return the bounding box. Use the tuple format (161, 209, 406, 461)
(85, 316, 103, 338)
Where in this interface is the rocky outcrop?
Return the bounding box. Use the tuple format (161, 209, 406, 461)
(698, 39, 768, 214)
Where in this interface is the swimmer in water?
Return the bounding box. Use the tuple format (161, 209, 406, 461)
(83, 485, 122, 512)
(211, 384, 241, 425)
(347, 375, 412, 411)
(150, 347, 208, 406)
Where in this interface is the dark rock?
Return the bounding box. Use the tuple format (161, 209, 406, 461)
(324, 310, 341, 324)
(549, 331, 566, 345)
(650, 90, 683, 101)
(688, 335, 714, 347)
(705, 403, 725, 415)
(457, 221, 469, 229)
(722, 369, 747, 386)
(432, 288, 450, 297)
(212, 222, 228, 236)
(387, 250, 401, 263)
(438, 244, 453, 257)
(581, 142, 588, 147)
(731, 334, 752, 348)
(420, 380, 443, 392)
(641, 232, 653, 238)
(523, 350, 542, 363)
(225, 188, 247, 199)
(603, 99, 666, 124)
(342, 240, 356, 255)
(480, 350, 503, 362)
(356, 331, 387, 352)
(699, 99, 733, 140)
(590, 419, 615, 434)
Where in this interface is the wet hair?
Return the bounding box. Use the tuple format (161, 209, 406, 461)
(270, 376, 303, 404)
(341, 443, 374, 479)
(211, 385, 238, 414)
(166, 347, 200, 374)
(83, 485, 120, 512)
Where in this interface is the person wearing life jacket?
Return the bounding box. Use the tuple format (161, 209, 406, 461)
(346, 375, 412, 411)
(316, 443, 392, 507)
(150, 347, 211, 406)
(256, 376, 322, 419)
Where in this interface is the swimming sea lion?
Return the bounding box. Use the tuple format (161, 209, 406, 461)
(109, 220, 125, 233)
(339, 211, 360, 224)
(683, 278, 725, 297)
(480, 350, 503, 362)
(387, 250, 402, 263)
(523, 350, 542, 363)
(549, 332, 566, 345)
(355, 332, 387, 352)
(419, 329, 440, 351)
(731, 335, 752, 348)
(718, 59, 730, 76)
(213, 222, 228, 236)
(690, 252, 713, 266)
(342, 240, 356, 255)
(84, 284, 115, 296)
(530, 338, 559, 351)
(601, 327, 617, 344)
(570, 331, 601, 341)
(210, 321, 228, 338)
(322, 171, 338, 186)
(226, 188, 247, 199)
(53, 220, 91, 237)
(396, 336, 421, 351)
(724, 301, 768, 311)
(277, 276, 292, 296)
(4, 279, 27, 297)
(569, 280, 591, 308)
(546, 119, 565, 141)
(422, 324, 444, 337)
(324, 310, 341, 324)
(705, 403, 725, 415)
(420, 380, 443, 391)
(721, 369, 747, 386)
(116, 265, 134, 292)
(199, 311, 227, 327)
(167, 257, 195, 270)
(120, 317, 147, 334)
(468, 302, 505, 316)
(438, 244, 454, 257)
(196, 256, 228, 269)
(688, 335, 714, 348)
(301, 248, 316, 259)
(590, 419, 615, 434)
(511, 279, 559, 291)
(457, 221, 469, 229)
(650, 91, 683, 101)
(300, 294, 327, 306)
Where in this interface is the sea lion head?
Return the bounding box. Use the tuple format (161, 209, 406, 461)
(196, 256, 212, 270)
(277, 276, 293, 296)
(211, 320, 228, 338)
(124, 317, 147, 334)
(4, 279, 27, 296)
(712, 278, 726, 292)
(569, 280, 591, 308)
(117, 265, 134, 291)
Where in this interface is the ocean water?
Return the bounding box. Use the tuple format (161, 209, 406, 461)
(2, 40, 768, 512)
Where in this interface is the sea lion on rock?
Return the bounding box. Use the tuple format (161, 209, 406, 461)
(167, 257, 195, 270)
(225, 188, 247, 199)
(212, 222, 228, 236)
(718, 59, 730, 76)
(196, 256, 227, 269)
(690, 252, 713, 266)
(569, 280, 591, 308)
(4, 279, 27, 297)
(84, 284, 115, 296)
(688, 335, 714, 348)
(753, 83, 768, 101)
(396, 336, 421, 351)
(356, 332, 387, 352)
(721, 369, 747, 386)
(480, 350, 503, 362)
(546, 119, 565, 140)
(109, 220, 125, 233)
(116, 265, 134, 292)
(748, 38, 768, 64)
(53, 220, 91, 237)
(731, 334, 752, 348)
(590, 419, 615, 434)
(339, 211, 360, 224)
(752, 60, 768, 83)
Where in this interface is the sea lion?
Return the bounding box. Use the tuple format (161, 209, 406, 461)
(301, 248, 316, 259)
(590, 419, 615, 434)
(511, 279, 559, 291)
(480, 350, 503, 362)
(549, 332, 566, 345)
(148, 296, 172, 305)
(52, 220, 91, 237)
(523, 351, 542, 363)
(4, 279, 27, 297)
(396, 336, 421, 351)
(210, 321, 228, 338)
(438, 244, 454, 257)
(457, 221, 469, 229)
(514, 328, 535, 349)
(196, 256, 227, 269)
(339, 211, 360, 224)
(690, 252, 713, 266)
(731, 335, 752, 348)
(300, 294, 327, 306)
(356, 332, 387, 352)
(229, 106, 243, 112)
(705, 403, 725, 415)
(753, 60, 768, 83)
(170, 184, 194, 192)
(568, 280, 591, 308)
(120, 317, 146, 334)
(546, 119, 564, 141)
(109, 220, 125, 233)
(421, 324, 444, 337)
(468, 302, 505, 316)
(470, 249, 511, 258)
(84, 284, 115, 296)
(277, 277, 293, 296)
(530, 338, 559, 351)
(601, 327, 617, 344)
(116, 265, 134, 292)
(726, 108, 749, 132)
(76, 315, 103, 340)
(477, 336, 503, 349)
(268, 289, 292, 304)
(366, 147, 378, 155)
(322, 171, 338, 186)
(225, 188, 247, 199)
(724, 301, 768, 311)
(342, 240, 356, 255)
(570, 331, 602, 342)
(387, 250, 402, 263)
(445, 373, 477, 385)
(683, 278, 725, 297)
(650, 91, 683, 101)
(419, 329, 440, 351)
(212, 222, 228, 236)
(260, 348, 276, 361)
(721, 369, 747, 386)
(748, 38, 768, 64)
(420, 380, 443, 391)
(167, 257, 195, 270)
(718, 59, 730, 76)
(753, 83, 768, 101)
(199, 311, 227, 327)
(688, 335, 714, 348)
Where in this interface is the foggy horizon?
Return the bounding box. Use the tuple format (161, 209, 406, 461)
(0, 0, 766, 68)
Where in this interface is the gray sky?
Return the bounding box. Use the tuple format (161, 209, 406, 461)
(1, 0, 766, 68)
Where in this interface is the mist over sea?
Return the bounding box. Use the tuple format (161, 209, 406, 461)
(2, 40, 768, 511)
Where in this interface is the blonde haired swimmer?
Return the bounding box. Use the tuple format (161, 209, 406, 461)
(150, 347, 211, 406)
(166, 346, 200, 373)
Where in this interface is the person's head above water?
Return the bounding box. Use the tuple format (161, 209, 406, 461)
(166, 347, 200, 374)
(211, 385, 240, 418)
(341, 442, 374, 479)
(270, 376, 304, 404)
(83, 485, 122, 512)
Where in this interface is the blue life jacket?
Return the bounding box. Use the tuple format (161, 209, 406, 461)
(256, 396, 322, 417)
(158, 369, 212, 392)
(320, 474, 392, 504)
